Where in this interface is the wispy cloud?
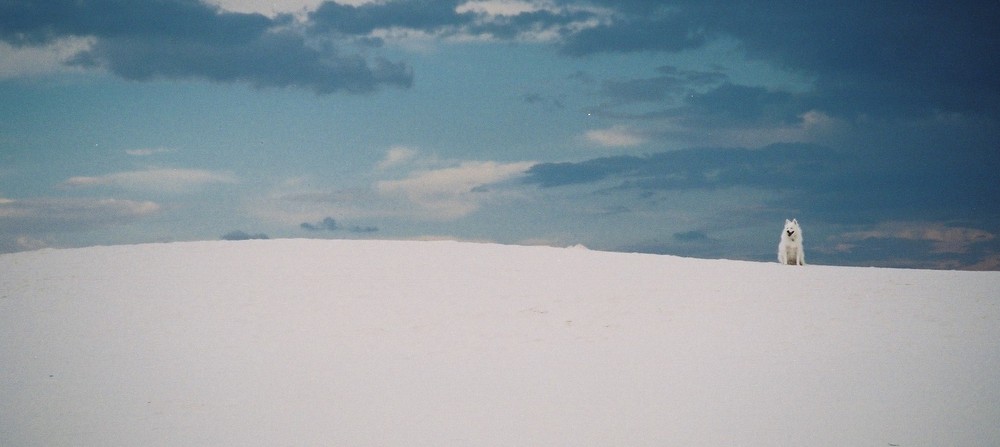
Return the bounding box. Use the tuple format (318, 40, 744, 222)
(584, 125, 645, 147)
(835, 222, 996, 255)
(377, 160, 535, 220)
(256, 145, 536, 225)
(0, 197, 160, 235)
(457, 1, 545, 16)
(60, 169, 237, 193)
(125, 147, 175, 157)
(377, 145, 420, 170)
(0, 37, 93, 78)
(204, 0, 326, 18)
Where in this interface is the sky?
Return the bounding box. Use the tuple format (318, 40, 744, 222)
(1, 0, 999, 270)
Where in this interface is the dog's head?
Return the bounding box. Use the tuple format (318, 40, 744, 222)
(783, 219, 801, 241)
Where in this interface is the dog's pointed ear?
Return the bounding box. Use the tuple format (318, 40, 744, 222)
(792, 219, 798, 224)
(785, 219, 791, 224)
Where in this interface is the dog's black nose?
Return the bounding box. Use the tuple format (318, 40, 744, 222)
(787, 230, 794, 236)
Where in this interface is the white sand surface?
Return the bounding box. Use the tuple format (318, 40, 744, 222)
(2, 239, 998, 446)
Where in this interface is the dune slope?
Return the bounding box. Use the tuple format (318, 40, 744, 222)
(2, 239, 999, 446)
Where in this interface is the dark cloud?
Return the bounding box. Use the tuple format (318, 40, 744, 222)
(68, 32, 412, 94)
(597, 79, 811, 127)
(1, 0, 412, 93)
(221, 230, 269, 241)
(560, 1, 1000, 119)
(6, 1, 996, 108)
(600, 66, 727, 105)
(301, 217, 340, 232)
(301, 216, 378, 233)
(586, 66, 815, 132)
(0, 0, 270, 45)
(348, 225, 379, 234)
(721, 2, 1000, 117)
(681, 83, 804, 126)
(525, 144, 843, 190)
(524, 143, 1000, 226)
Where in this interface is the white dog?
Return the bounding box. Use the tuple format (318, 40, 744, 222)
(778, 219, 805, 265)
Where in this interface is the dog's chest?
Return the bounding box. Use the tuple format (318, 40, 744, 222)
(782, 241, 801, 260)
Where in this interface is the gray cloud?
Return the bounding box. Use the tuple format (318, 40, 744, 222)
(221, 230, 269, 241)
(1, 0, 412, 93)
(301, 216, 378, 233)
(348, 225, 379, 233)
(680, 83, 804, 126)
(600, 66, 727, 105)
(524, 143, 1000, 226)
(724, 2, 1000, 117)
(560, 1, 1000, 119)
(70, 32, 411, 94)
(1, 0, 270, 45)
(301, 217, 340, 232)
(592, 72, 811, 131)
(525, 144, 841, 190)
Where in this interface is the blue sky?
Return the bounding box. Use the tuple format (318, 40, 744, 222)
(2, 0, 999, 269)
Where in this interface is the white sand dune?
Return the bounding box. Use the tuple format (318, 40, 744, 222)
(2, 239, 999, 446)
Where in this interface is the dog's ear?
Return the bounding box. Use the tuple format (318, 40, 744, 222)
(792, 219, 798, 224)
(785, 219, 791, 224)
